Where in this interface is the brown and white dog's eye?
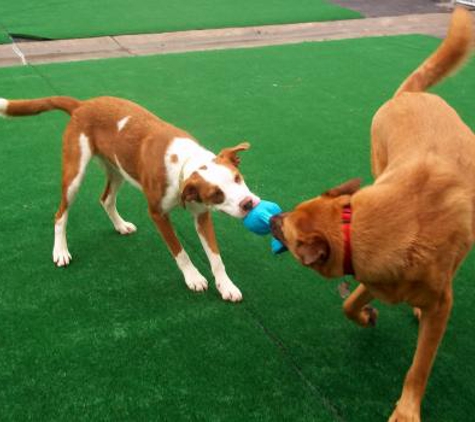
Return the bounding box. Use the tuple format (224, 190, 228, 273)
(234, 174, 242, 184)
(210, 188, 225, 204)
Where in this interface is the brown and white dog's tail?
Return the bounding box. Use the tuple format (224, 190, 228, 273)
(0, 96, 81, 117)
(394, 7, 473, 97)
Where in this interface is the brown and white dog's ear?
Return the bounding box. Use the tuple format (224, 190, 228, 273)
(324, 178, 361, 198)
(296, 236, 330, 266)
(217, 142, 250, 167)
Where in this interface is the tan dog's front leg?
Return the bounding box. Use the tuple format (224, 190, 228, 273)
(194, 211, 242, 302)
(343, 284, 377, 327)
(148, 207, 208, 292)
(389, 287, 453, 422)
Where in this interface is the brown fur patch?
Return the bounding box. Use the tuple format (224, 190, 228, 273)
(181, 172, 225, 205)
(197, 212, 219, 253)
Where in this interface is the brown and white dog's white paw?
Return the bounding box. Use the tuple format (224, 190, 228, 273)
(175, 251, 208, 292)
(184, 271, 209, 292)
(53, 247, 72, 267)
(217, 279, 242, 302)
(115, 221, 137, 235)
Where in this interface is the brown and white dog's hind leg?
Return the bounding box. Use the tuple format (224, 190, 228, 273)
(148, 205, 208, 292)
(53, 131, 92, 267)
(195, 211, 242, 302)
(100, 169, 137, 235)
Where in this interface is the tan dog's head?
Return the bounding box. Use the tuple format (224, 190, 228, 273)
(271, 178, 361, 278)
(181, 142, 260, 218)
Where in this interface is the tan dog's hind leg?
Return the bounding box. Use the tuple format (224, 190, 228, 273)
(53, 131, 92, 267)
(194, 211, 242, 302)
(389, 286, 453, 422)
(148, 206, 208, 292)
(100, 170, 137, 235)
(343, 284, 377, 327)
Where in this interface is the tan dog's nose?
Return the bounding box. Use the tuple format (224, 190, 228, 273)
(240, 197, 255, 212)
(270, 214, 286, 243)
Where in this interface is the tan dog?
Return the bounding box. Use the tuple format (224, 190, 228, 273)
(0, 96, 260, 302)
(271, 7, 474, 421)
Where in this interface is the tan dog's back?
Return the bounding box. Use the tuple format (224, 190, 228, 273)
(372, 6, 474, 179)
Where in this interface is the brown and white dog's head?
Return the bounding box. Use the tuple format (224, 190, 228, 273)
(270, 178, 361, 278)
(181, 142, 260, 218)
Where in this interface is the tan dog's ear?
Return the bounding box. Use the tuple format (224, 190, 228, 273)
(217, 142, 250, 167)
(296, 236, 330, 266)
(181, 178, 202, 206)
(324, 178, 361, 198)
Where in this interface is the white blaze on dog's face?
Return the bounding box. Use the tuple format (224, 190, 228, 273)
(181, 142, 260, 218)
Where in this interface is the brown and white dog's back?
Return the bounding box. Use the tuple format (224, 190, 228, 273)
(0, 95, 260, 302)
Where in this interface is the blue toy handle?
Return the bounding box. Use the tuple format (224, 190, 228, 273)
(271, 237, 287, 254)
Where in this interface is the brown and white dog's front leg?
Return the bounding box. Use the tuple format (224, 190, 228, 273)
(195, 212, 242, 302)
(148, 207, 208, 292)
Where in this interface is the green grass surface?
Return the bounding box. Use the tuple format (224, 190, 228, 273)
(0, 0, 360, 44)
(1, 36, 474, 421)
(0, 31, 9, 44)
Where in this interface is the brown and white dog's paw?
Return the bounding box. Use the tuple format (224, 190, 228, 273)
(115, 221, 137, 235)
(184, 271, 209, 292)
(217, 280, 242, 302)
(53, 247, 72, 267)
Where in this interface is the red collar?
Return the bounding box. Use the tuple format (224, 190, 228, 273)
(342, 204, 354, 276)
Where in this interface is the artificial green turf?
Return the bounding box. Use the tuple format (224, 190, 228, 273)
(0, 32, 9, 44)
(1, 35, 475, 421)
(0, 21, 10, 44)
(0, 0, 360, 45)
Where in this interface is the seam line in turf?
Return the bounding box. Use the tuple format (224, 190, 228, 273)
(0, 21, 28, 65)
(170, 228, 346, 421)
(245, 306, 346, 422)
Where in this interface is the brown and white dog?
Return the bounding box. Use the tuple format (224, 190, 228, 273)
(0, 96, 260, 302)
(271, 7, 474, 422)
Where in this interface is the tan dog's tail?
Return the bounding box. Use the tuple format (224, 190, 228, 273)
(0, 96, 81, 117)
(395, 7, 473, 97)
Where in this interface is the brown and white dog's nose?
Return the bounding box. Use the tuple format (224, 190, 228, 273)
(240, 197, 255, 212)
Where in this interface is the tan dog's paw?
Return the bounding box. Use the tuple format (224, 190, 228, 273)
(358, 306, 378, 327)
(413, 307, 422, 321)
(388, 405, 421, 422)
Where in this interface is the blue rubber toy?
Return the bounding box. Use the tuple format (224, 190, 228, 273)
(243, 200, 287, 254)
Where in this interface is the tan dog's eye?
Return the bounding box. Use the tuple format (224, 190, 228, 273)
(234, 174, 242, 184)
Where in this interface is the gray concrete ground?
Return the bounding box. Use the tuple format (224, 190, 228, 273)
(0, 1, 462, 68)
(333, 0, 451, 17)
